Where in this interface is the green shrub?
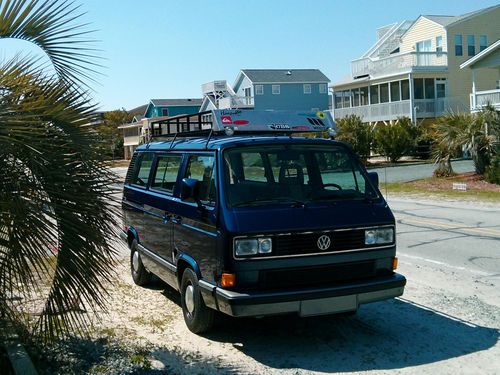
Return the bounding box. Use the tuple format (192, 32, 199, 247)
(374, 117, 417, 163)
(485, 154, 500, 184)
(336, 115, 373, 162)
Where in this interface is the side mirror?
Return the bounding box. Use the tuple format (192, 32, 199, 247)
(180, 178, 200, 202)
(368, 171, 379, 187)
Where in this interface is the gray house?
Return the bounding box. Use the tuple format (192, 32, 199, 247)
(201, 69, 331, 112)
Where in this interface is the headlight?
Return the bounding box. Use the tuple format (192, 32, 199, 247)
(234, 237, 273, 257)
(365, 227, 394, 245)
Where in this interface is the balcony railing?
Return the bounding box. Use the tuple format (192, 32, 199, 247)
(218, 96, 254, 109)
(351, 52, 448, 78)
(332, 98, 466, 122)
(470, 89, 500, 111)
(202, 80, 228, 94)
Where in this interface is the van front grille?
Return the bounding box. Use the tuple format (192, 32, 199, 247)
(274, 229, 367, 256)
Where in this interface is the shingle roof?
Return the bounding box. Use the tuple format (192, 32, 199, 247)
(241, 69, 330, 83)
(423, 4, 500, 27)
(422, 15, 458, 27)
(150, 98, 202, 107)
(128, 104, 148, 116)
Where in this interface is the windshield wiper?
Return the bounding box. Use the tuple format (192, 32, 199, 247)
(232, 197, 308, 208)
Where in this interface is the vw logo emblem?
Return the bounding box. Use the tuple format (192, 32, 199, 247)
(317, 235, 331, 250)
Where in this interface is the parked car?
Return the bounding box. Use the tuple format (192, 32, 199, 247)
(120, 109, 406, 333)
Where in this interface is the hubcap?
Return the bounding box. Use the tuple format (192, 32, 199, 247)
(132, 251, 140, 272)
(185, 284, 195, 314)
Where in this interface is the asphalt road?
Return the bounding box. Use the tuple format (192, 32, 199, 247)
(369, 159, 475, 183)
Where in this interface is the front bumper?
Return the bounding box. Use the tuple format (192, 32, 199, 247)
(204, 273, 405, 317)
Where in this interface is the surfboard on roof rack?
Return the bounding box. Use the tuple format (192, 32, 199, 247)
(149, 109, 336, 139)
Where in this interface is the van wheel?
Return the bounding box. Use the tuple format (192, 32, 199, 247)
(180, 268, 214, 334)
(130, 240, 151, 286)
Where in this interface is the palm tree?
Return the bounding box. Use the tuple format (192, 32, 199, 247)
(432, 106, 499, 176)
(1, 0, 117, 342)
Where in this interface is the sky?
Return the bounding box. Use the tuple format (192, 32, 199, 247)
(1, 0, 499, 111)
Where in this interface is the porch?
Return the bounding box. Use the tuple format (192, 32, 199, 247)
(352, 52, 448, 79)
(332, 98, 465, 122)
(470, 89, 500, 111)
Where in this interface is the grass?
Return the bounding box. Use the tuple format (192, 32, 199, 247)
(382, 175, 500, 202)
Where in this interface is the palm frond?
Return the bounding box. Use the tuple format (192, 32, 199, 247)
(1, 47, 117, 341)
(0, 0, 103, 89)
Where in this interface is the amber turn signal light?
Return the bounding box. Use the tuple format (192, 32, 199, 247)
(221, 273, 236, 288)
(392, 257, 398, 270)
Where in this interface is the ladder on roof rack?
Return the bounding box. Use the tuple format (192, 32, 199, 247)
(148, 109, 336, 141)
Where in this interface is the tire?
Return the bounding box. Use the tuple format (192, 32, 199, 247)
(130, 239, 152, 286)
(180, 268, 214, 334)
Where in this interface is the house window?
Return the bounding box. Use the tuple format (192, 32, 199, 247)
(360, 87, 368, 106)
(401, 80, 410, 100)
(454, 34, 463, 56)
(342, 91, 350, 107)
(414, 79, 424, 100)
(255, 85, 264, 95)
(272, 85, 280, 95)
(480, 35, 488, 52)
(436, 36, 443, 55)
(319, 84, 327, 94)
(352, 88, 360, 107)
(161, 108, 169, 116)
(425, 78, 435, 99)
(467, 35, 475, 56)
(370, 85, 379, 104)
(380, 83, 389, 103)
(390, 81, 400, 102)
(334, 92, 343, 108)
(436, 78, 447, 98)
(303, 84, 311, 94)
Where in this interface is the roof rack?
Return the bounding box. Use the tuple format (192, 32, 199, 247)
(149, 109, 336, 141)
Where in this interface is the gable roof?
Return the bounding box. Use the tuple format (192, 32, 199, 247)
(128, 104, 148, 116)
(401, 5, 500, 40)
(422, 15, 457, 27)
(460, 39, 500, 69)
(150, 98, 203, 107)
(241, 69, 330, 83)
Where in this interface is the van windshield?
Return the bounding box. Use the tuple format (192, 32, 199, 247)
(223, 144, 379, 207)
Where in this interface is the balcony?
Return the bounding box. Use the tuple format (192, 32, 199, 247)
(352, 52, 448, 79)
(332, 98, 466, 122)
(218, 96, 254, 109)
(202, 80, 228, 94)
(470, 89, 500, 111)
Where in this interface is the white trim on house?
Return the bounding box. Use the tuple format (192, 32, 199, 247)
(459, 39, 500, 69)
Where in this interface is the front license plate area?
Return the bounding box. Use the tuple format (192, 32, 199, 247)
(299, 295, 357, 316)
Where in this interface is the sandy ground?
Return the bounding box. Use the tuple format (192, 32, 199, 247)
(70, 224, 498, 375)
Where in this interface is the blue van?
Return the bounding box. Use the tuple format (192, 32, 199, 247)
(120, 110, 406, 333)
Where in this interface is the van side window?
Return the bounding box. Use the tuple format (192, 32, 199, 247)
(185, 155, 216, 205)
(151, 155, 182, 194)
(130, 152, 154, 187)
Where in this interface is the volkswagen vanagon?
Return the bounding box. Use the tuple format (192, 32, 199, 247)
(120, 110, 406, 333)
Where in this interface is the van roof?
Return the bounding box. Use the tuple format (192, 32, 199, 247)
(136, 135, 342, 152)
